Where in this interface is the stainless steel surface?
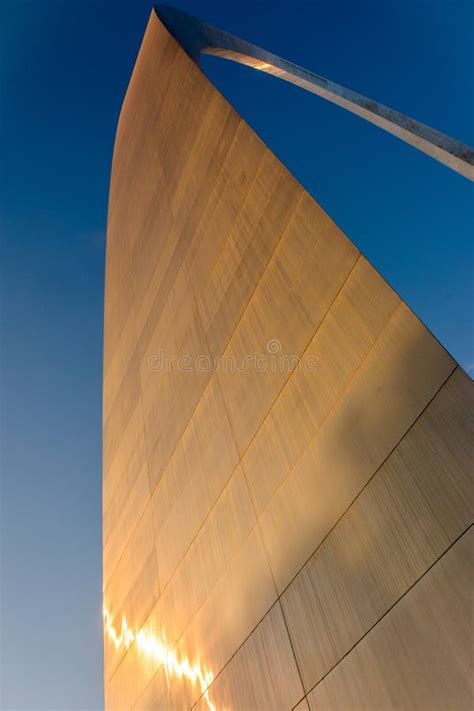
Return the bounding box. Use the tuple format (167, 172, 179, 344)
(156, 4, 474, 180)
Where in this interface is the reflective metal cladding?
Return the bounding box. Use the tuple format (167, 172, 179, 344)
(103, 7, 474, 710)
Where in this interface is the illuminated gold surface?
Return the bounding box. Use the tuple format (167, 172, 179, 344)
(103, 606, 217, 711)
(103, 10, 473, 710)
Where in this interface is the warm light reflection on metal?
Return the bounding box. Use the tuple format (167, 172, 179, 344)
(103, 605, 217, 711)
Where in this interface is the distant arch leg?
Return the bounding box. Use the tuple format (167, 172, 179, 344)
(156, 4, 474, 181)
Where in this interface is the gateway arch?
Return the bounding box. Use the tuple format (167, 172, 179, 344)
(102, 6, 474, 710)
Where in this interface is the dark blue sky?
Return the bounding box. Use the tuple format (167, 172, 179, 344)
(0, 0, 472, 708)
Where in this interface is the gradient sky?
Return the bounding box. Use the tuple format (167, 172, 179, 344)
(0, 0, 472, 709)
